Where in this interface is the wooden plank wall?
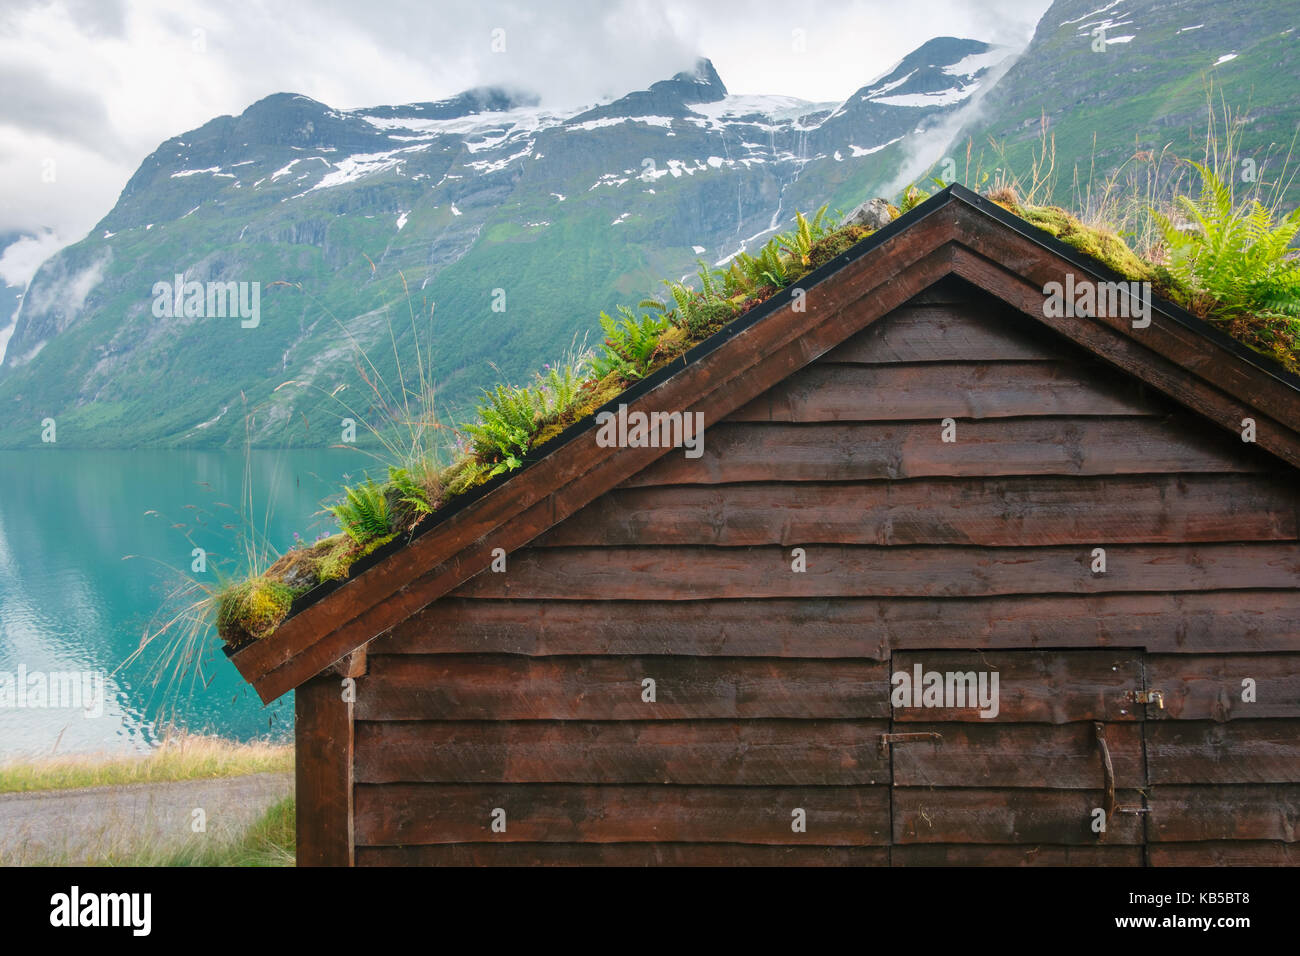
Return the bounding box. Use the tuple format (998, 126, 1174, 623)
(351, 278, 1300, 866)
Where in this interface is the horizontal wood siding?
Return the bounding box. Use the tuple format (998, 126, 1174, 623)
(354, 784, 890, 845)
(385, 593, 1300, 658)
(726, 362, 1154, 421)
(531, 475, 1298, 548)
(620, 419, 1272, 485)
(453, 543, 1300, 600)
(890, 723, 1145, 788)
(890, 649, 1143, 724)
(357, 655, 891, 720)
(893, 788, 1147, 845)
(355, 720, 891, 785)
(353, 284, 1300, 866)
(1148, 785, 1300, 842)
(891, 845, 1143, 866)
(356, 844, 892, 866)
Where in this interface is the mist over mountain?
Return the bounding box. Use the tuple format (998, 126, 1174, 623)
(1, 0, 1294, 449)
(0, 232, 34, 363)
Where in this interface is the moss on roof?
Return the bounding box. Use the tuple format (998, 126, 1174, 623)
(215, 186, 1300, 651)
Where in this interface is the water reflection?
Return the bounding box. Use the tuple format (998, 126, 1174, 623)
(0, 448, 361, 757)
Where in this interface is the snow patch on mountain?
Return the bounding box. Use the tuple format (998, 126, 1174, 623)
(1060, 0, 1123, 26)
(270, 158, 315, 181)
(862, 70, 917, 100)
(303, 144, 430, 194)
(171, 167, 223, 178)
(872, 87, 979, 107)
(687, 94, 820, 127)
(943, 50, 1008, 76)
(356, 105, 571, 143)
(465, 144, 535, 174)
(849, 136, 903, 157)
(569, 115, 676, 131)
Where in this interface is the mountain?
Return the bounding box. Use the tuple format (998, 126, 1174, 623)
(0, 41, 1010, 449)
(572, 58, 729, 121)
(942, 0, 1300, 206)
(812, 37, 1007, 153)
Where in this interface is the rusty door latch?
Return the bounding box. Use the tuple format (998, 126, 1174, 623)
(1093, 721, 1151, 839)
(1125, 689, 1165, 709)
(879, 731, 942, 757)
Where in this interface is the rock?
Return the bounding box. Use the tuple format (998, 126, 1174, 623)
(842, 198, 894, 231)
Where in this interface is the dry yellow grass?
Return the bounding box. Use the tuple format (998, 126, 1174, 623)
(0, 734, 292, 793)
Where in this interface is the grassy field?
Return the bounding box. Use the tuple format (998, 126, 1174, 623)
(0, 736, 296, 866)
(0, 734, 292, 794)
(103, 797, 295, 867)
(3, 797, 296, 867)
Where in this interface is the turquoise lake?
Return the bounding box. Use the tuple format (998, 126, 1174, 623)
(0, 449, 364, 758)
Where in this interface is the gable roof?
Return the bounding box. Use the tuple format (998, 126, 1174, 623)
(227, 183, 1300, 704)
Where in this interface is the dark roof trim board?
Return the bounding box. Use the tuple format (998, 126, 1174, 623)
(957, 187, 1300, 395)
(228, 184, 1300, 704)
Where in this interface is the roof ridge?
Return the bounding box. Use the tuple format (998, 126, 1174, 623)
(226, 189, 1300, 703)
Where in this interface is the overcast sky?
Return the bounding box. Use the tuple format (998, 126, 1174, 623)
(0, 0, 1050, 286)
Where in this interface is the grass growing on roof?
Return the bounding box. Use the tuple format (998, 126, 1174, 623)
(982, 161, 1300, 370)
(212, 201, 885, 647)
(947, 90, 1300, 364)
(215, 167, 1300, 649)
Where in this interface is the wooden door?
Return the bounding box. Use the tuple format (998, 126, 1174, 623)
(887, 649, 1149, 865)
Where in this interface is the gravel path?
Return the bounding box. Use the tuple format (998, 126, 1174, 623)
(0, 772, 293, 864)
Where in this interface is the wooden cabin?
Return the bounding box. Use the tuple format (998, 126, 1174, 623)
(229, 185, 1300, 866)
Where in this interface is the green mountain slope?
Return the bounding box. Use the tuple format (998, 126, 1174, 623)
(5, 0, 1295, 452)
(945, 0, 1300, 207)
(0, 41, 1006, 449)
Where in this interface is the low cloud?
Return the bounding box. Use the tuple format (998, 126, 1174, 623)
(880, 49, 1023, 197)
(0, 230, 69, 287)
(13, 247, 109, 323)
